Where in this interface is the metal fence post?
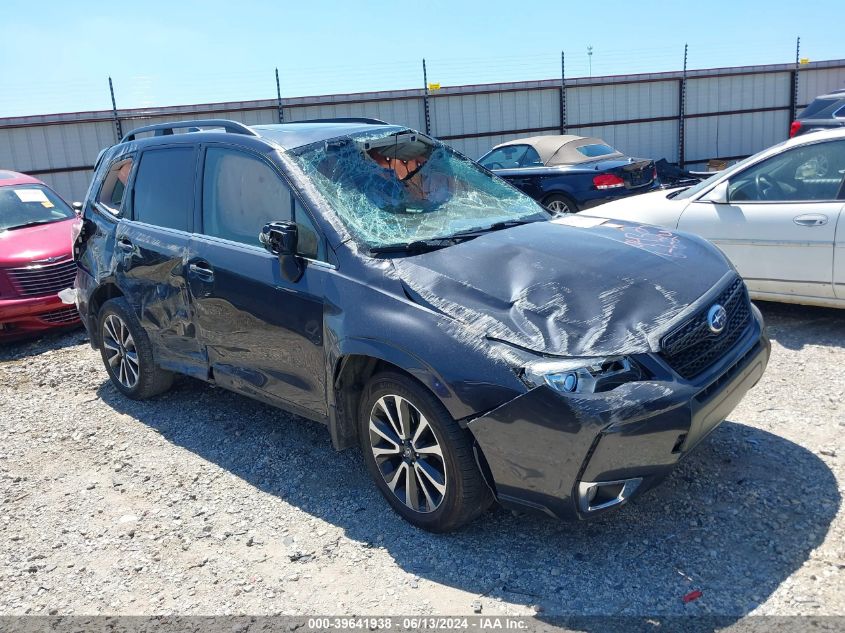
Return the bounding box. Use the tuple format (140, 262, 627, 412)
(422, 59, 431, 135)
(108, 77, 123, 143)
(678, 44, 688, 169)
(790, 37, 801, 132)
(559, 51, 567, 134)
(275, 68, 284, 123)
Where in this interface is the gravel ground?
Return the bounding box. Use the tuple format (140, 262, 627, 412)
(0, 301, 843, 623)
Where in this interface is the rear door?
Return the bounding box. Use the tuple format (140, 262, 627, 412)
(679, 139, 845, 300)
(188, 144, 328, 417)
(117, 144, 206, 376)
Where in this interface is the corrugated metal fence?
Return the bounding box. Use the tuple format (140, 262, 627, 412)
(1, 59, 844, 201)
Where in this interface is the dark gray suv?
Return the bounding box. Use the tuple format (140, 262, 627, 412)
(72, 118, 770, 532)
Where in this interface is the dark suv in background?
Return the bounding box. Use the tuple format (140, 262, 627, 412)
(790, 89, 845, 137)
(73, 118, 769, 531)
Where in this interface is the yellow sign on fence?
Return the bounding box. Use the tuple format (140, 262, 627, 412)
(799, 58, 810, 65)
(428, 83, 441, 91)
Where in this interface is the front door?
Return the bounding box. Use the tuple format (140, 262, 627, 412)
(188, 144, 327, 417)
(679, 139, 845, 300)
(117, 145, 206, 376)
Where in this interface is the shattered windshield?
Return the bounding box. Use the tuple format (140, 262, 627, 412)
(289, 128, 547, 248)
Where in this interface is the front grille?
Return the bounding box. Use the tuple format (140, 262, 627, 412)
(659, 277, 752, 380)
(39, 306, 80, 324)
(6, 259, 77, 298)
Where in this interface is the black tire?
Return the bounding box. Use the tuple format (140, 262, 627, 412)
(97, 297, 174, 400)
(358, 371, 493, 532)
(544, 193, 578, 215)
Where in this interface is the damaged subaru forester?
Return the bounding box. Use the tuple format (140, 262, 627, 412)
(73, 118, 770, 532)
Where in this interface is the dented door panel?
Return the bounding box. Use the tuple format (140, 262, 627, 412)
(115, 220, 206, 376)
(188, 237, 327, 416)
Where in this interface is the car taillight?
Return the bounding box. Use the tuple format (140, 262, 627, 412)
(789, 120, 802, 138)
(593, 174, 625, 190)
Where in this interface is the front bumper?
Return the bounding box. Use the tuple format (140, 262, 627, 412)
(467, 314, 770, 520)
(0, 293, 80, 339)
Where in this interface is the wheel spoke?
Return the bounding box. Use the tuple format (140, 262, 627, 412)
(384, 461, 407, 493)
(376, 397, 404, 441)
(415, 457, 446, 495)
(415, 442, 443, 460)
(124, 356, 139, 383)
(414, 463, 439, 512)
(411, 414, 431, 446)
(369, 418, 402, 449)
(405, 463, 421, 511)
(395, 396, 413, 440)
(104, 317, 119, 345)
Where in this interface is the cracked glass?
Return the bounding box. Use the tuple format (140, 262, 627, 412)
(290, 128, 546, 248)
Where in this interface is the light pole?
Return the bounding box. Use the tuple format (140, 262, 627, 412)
(587, 45, 593, 77)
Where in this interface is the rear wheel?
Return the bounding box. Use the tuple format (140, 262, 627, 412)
(359, 372, 492, 532)
(97, 298, 173, 399)
(544, 193, 578, 215)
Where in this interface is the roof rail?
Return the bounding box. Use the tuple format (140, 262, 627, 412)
(120, 119, 258, 143)
(292, 117, 388, 125)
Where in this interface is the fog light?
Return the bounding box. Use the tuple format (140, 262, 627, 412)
(577, 477, 642, 514)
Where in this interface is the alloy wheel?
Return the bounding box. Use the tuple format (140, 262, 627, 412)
(102, 314, 140, 389)
(368, 395, 447, 513)
(547, 199, 572, 214)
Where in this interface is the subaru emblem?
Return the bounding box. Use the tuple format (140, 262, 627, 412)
(707, 304, 728, 334)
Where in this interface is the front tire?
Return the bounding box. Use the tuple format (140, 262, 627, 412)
(359, 372, 492, 532)
(97, 298, 174, 399)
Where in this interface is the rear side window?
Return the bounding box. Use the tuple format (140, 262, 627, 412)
(576, 143, 617, 158)
(202, 147, 292, 246)
(97, 157, 134, 215)
(799, 98, 836, 119)
(132, 148, 195, 231)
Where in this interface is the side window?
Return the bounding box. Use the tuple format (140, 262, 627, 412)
(202, 147, 292, 246)
(729, 141, 845, 202)
(520, 146, 543, 167)
(132, 148, 195, 231)
(97, 157, 134, 215)
(479, 145, 529, 169)
(294, 199, 325, 261)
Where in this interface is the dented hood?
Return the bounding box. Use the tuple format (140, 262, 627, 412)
(393, 216, 730, 357)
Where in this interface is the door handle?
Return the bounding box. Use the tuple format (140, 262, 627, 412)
(117, 237, 134, 251)
(188, 262, 214, 281)
(793, 214, 828, 226)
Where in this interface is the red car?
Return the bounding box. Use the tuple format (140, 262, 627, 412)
(0, 170, 81, 340)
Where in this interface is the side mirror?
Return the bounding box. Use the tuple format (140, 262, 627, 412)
(72, 201, 83, 214)
(260, 221, 303, 282)
(702, 180, 729, 204)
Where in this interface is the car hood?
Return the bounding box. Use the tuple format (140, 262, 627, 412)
(583, 188, 690, 227)
(0, 218, 76, 266)
(392, 217, 729, 357)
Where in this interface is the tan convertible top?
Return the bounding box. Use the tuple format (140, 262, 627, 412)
(494, 135, 623, 166)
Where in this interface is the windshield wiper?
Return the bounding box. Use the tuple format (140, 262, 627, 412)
(369, 239, 457, 255)
(445, 218, 536, 239)
(4, 220, 56, 231)
(368, 219, 537, 255)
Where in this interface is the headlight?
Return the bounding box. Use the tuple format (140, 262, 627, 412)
(521, 356, 641, 394)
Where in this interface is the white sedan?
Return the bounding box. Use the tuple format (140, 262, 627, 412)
(585, 129, 845, 308)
